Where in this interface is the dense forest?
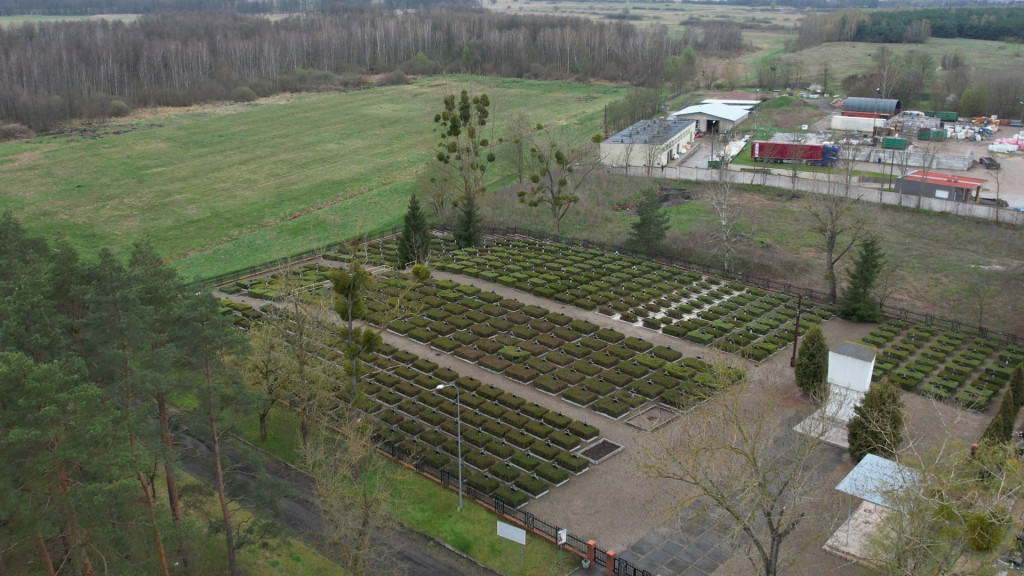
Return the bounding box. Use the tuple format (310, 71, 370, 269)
(0, 0, 475, 16)
(0, 212, 264, 574)
(0, 8, 682, 130)
(796, 6, 1024, 47)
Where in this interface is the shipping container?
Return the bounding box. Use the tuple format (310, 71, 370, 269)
(917, 128, 946, 142)
(882, 137, 908, 150)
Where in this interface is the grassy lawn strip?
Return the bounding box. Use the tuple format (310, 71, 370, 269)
(234, 406, 567, 576)
(175, 469, 347, 576)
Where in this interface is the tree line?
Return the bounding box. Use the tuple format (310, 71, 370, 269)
(0, 7, 683, 131)
(0, 0, 475, 16)
(796, 6, 1024, 47)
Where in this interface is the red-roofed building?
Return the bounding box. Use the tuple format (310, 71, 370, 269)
(894, 170, 987, 203)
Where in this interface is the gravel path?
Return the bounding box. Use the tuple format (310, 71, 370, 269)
(219, 258, 989, 576)
(423, 271, 877, 555)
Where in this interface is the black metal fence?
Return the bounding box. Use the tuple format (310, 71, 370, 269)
(187, 226, 402, 291)
(616, 556, 654, 576)
(197, 223, 1019, 343)
(374, 434, 657, 574)
(460, 223, 1019, 343)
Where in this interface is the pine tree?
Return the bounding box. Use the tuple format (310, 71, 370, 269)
(453, 192, 482, 249)
(839, 235, 885, 323)
(625, 189, 669, 255)
(396, 194, 430, 268)
(1010, 364, 1024, 413)
(333, 259, 381, 402)
(982, 385, 1016, 443)
(794, 324, 829, 403)
(847, 378, 905, 461)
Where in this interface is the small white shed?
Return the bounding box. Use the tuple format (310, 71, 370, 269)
(825, 341, 876, 424)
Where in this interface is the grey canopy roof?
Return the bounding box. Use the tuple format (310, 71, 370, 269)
(843, 97, 900, 116)
(835, 454, 918, 509)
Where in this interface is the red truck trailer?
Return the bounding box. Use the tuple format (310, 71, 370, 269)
(749, 141, 839, 167)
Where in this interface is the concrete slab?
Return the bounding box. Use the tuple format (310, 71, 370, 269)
(823, 500, 889, 566)
(794, 409, 850, 449)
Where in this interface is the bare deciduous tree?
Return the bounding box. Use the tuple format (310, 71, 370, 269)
(517, 124, 602, 235)
(865, 419, 1024, 575)
(703, 164, 744, 272)
(640, 365, 835, 576)
(505, 112, 534, 185)
(310, 419, 400, 576)
(804, 181, 869, 304)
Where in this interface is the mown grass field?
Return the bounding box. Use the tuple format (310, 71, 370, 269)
(0, 14, 139, 26)
(0, 76, 624, 281)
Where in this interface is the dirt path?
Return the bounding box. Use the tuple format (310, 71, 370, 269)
(177, 430, 500, 576)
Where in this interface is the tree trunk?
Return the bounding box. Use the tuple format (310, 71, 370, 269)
(158, 393, 192, 573)
(208, 388, 238, 576)
(56, 462, 91, 576)
(137, 471, 170, 576)
(37, 538, 55, 576)
(259, 406, 270, 443)
(825, 241, 837, 304)
(353, 498, 374, 576)
(157, 393, 182, 522)
(300, 413, 311, 461)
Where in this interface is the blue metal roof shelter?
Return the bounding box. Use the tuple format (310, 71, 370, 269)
(835, 454, 919, 510)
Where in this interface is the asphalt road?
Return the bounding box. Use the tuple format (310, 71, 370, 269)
(177, 431, 501, 576)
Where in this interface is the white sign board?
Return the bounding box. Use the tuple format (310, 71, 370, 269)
(497, 521, 526, 545)
(557, 529, 567, 546)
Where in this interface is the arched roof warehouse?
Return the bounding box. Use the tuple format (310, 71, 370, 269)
(843, 97, 901, 116)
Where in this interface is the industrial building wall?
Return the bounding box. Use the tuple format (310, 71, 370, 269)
(674, 113, 741, 133)
(894, 180, 971, 202)
(599, 125, 694, 168)
(601, 164, 1024, 225)
(599, 142, 660, 167)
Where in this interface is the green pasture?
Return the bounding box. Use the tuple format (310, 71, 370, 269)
(784, 37, 1024, 91)
(0, 14, 139, 27)
(0, 76, 624, 281)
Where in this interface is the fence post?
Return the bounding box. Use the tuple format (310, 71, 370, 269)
(605, 551, 615, 576)
(587, 541, 596, 566)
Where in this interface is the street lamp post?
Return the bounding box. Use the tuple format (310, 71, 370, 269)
(789, 295, 803, 368)
(436, 383, 463, 510)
